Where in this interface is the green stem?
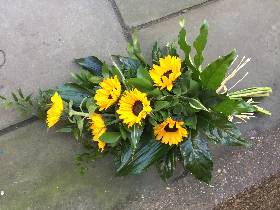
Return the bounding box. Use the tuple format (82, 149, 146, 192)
(70, 110, 89, 118)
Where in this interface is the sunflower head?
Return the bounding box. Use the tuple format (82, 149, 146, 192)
(154, 117, 188, 145)
(46, 92, 64, 128)
(89, 113, 107, 152)
(94, 75, 121, 111)
(117, 88, 152, 127)
(149, 55, 182, 91)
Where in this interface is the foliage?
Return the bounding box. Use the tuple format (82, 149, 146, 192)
(0, 20, 272, 184)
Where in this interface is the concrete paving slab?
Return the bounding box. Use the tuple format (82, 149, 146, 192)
(0, 122, 164, 210)
(115, 0, 209, 27)
(0, 0, 127, 129)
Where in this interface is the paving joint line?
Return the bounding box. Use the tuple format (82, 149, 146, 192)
(108, 0, 132, 42)
(0, 116, 38, 137)
(133, 0, 220, 30)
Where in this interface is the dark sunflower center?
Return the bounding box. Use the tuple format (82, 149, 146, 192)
(163, 70, 172, 78)
(108, 94, 113, 99)
(164, 123, 178, 132)
(132, 100, 143, 116)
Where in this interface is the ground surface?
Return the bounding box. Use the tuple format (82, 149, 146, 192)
(0, 0, 280, 209)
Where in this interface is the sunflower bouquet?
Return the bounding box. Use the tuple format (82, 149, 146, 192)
(0, 20, 272, 183)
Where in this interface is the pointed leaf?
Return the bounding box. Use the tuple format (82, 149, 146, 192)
(188, 98, 209, 112)
(201, 50, 236, 90)
(75, 56, 103, 76)
(193, 20, 208, 68)
(152, 41, 162, 65)
(130, 125, 144, 151)
(100, 132, 121, 144)
(180, 134, 213, 183)
(126, 78, 153, 92)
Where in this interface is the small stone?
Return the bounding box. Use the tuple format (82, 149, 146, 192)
(217, 169, 222, 173)
(1, 190, 4, 196)
(166, 187, 170, 190)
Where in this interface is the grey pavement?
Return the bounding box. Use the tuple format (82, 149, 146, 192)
(1, 0, 280, 209)
(0, 0, 127, 129)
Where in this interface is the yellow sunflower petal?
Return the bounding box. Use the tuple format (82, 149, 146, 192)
(149, 55, 182, 91)
(117, 89, 152, 127)
(154, 117, 188, 145)
(46, 92, 64, 128)
(94, 76, 121, 111)
(89, 113, 107, 152)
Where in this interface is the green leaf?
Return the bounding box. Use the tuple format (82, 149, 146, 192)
(100, 132, 121, 144)
(117, 139, 169, 175)
(127, 32, 141, 56)
(213, 98, 257, 116)
(166, 42, 178, 57)
(56, 127, 72, 133)
(152, 41, 162, 65)
(193, 20, 208, 68)
(137, 67, 152, 81)
(77, 117, 84, 135)
(101, 63, 110, 78)
(0, 95, 6, 100)
(180, 134, 213, 183)
(57, 83, 90, 107)
(198, 113, 250, 147)
(178, 20, 199, 79)
(154, 101, 170, 111)
(86, 98, 97, 114)
(183, 115, 197, 130)
(75, 56, 103, 76)
(188, 98, 209, 112)
(130, 125, 144, 151)
(201, 50, 236, 90)
(157, 147, 177, 181)
(126, 78, 154, 92)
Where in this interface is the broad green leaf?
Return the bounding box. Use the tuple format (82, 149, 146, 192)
(180, 134, 213, 183)
(57, 83, 90, 107)
(130, 125, 144, 151)
(212, 98, 240, 116)
(198, 113, 250, 147)
(100, 132, 121, 144)
(126, 78, 154, 92)
(148, 88, 162, 97)
(137, 67, 152, 81)
(154, 101, 170, 111)
(157, 147, 177, 181)
(111, 55, 141, 78)
(213, 98, 256, 116)
(75, 56, 103, 76)
(183, 115, 197, 130)
(117, 139, 169, 175)
(201, 50, 236, 90)
(188, 98, 209, 112)
(193, 20, 208, 68)
(152, 41, 162, 65)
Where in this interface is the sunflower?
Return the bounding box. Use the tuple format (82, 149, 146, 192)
(149, 55, 182, 91)
(117, 89, 152, 127)
(154, 117, 188, 145)
(89, 113, 106, 152)
(46, 92, 64, 128)
(94, 75, 121, 111)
